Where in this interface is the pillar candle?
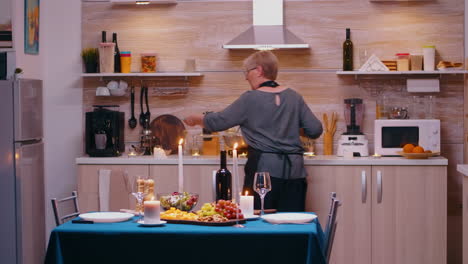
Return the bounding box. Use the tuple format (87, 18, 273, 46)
(240, 192, 254, 216)
(178, 139, 184, 193)
(143, 200, 160, 224)
(233, 143, 240, 211)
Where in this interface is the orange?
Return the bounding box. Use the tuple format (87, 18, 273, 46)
(412, 146, 425, 153)
(424, 150, 432, 153)
(402, 144, 415, 153)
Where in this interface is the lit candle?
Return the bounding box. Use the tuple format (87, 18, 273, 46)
(128, 151, 137, 157)
(178, 138, 184, 193)
(240, 191, 254, 216)
(143, 200, 160, 224)
(372, 153, 382, 159)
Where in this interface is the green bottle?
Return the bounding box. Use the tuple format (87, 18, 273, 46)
(343, 28, 353, 71)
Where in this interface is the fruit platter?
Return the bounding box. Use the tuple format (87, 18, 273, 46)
(160, 200, 246, 226)
(158, 192, 199, 211)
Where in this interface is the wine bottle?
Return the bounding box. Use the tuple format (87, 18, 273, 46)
(215, 151, 232, 201)
(101, 31, 107, 43)
(112, 33, 121, 73)
(343, 28, 353, 71)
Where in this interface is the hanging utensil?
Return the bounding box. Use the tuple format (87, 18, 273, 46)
(128, 86, 137, 129)
(144, 86, 151, 128)
(139, 86, 145, 127)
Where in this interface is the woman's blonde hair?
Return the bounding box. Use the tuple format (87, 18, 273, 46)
(243, 51, 279, 80)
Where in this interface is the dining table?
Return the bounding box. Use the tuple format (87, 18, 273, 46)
(44, 213, 326, 264)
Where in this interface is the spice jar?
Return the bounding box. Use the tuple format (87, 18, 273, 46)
(395, 53, 410, 71)
(141, 53, 157, 73)
(120, 51, 131, 73)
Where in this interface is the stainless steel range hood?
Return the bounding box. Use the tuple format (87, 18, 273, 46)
(223, 0, 309, 50)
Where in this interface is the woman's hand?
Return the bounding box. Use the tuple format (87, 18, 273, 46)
(183, 115, 204, 127)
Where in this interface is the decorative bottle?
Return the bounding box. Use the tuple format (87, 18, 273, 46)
(215, 151, 232, 201)
(112, 33, 121, 73)
(343, 28, 353, 71)
(101, 31, 107, 43)
(144, 179, 155, 202)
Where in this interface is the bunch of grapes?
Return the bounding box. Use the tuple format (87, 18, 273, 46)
(214, 200, 244, 220)
(197, 203, 217, 217)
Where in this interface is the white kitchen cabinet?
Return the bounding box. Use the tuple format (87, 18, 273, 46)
(305, 166, 372, 264)
(78, 164, 150, 212)
(306, 165, 447, 264)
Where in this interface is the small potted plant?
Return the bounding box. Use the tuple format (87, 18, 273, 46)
(81, 48, 99, 73)
(14, 68, 23, 79)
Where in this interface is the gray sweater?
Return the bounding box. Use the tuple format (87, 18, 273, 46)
(204, 88, 323, 179)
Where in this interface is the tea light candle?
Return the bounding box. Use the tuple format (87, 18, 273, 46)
(372, 153, 382, 159)
(240, 191, 254, 216)
(143, 200, 160, 224)
(128, 151, 137, 157)
(178, 139, 184, 193)
(239, 152, 247, 158)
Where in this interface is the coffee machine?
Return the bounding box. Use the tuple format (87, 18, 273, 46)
(337, 98, 369, 157)
(86, 105, 125, 157)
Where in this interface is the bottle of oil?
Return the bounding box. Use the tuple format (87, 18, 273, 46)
(343, 28, 353, 71)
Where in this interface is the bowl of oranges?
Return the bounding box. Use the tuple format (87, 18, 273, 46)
(397, 144, 440, 159)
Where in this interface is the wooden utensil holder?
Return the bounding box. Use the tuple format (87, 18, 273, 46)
(323, 132, 333, 155)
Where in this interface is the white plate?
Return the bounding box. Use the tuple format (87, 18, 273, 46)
(137, 220, 167, 227)
(244, 214, 260, 220)
(262, 213, 317, 224)
(79, 212, 134, 223)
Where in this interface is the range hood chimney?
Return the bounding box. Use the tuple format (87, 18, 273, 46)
(223, 0, 309, 50)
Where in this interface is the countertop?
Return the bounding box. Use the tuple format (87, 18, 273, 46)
(76, 155, 448, 166)
(456, 164, 468, 177)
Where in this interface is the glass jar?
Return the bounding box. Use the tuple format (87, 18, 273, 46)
(120, 51, 131, 73)
(395, 53, 410, 71)
(141, 53, 157, 73)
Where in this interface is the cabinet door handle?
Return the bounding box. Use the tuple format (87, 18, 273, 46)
(377, 170, 383, 203)
(361, 170, 367, 203)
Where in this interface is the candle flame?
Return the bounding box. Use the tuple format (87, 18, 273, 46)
(233, 142, 238, 149)
(179, 138, 184, 145)
(245, 190, 249, 196)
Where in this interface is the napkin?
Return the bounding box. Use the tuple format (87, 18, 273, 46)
(98, 169, 111, 212)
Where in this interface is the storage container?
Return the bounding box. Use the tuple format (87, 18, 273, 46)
(120, 51, 131, 73)
(98, 43, 115, 73)
(395, 53, 410, 71)
(141, 53, 157, 73)
(423, 45, 435, 71)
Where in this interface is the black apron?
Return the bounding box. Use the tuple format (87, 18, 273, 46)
(243, 147, 307, 212)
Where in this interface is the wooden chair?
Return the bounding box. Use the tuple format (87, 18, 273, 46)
(51, 191, 80, 226)
(323, 192, 341, 263)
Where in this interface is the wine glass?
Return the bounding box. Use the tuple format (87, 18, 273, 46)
(253, 172, 272, 216)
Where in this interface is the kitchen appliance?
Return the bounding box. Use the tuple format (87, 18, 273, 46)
(223, 0, 308, 50)
(374, 119, 440, 156)
(0, 50, 16, 80)
(337, 98, 369, 157)
(0, 79, 45, 264)
(85, 105, 125, 157)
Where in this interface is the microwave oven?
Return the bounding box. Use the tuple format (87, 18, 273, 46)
(374, 119, 440, 156)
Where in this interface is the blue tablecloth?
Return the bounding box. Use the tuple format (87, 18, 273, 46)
(45, 213, 326, 264)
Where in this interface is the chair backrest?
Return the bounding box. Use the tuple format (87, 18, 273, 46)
(51, 191, 80, 226)
(323, 192, 341, 263)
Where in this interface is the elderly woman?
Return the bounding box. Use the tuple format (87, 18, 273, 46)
(184, 51, 322, 212)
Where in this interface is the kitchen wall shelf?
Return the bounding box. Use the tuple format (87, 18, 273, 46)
(336, 70, 467, 80)
(82, 72, 202, 77)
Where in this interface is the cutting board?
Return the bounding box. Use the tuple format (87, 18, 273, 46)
(150, 115, 186, 154)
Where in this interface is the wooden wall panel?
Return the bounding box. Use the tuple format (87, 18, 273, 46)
(82, 1, 464, 262)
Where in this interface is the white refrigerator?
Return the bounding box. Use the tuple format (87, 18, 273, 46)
(0, 79, 45, 264)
